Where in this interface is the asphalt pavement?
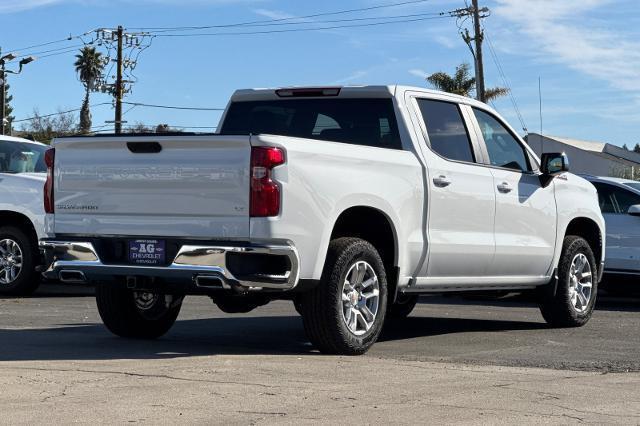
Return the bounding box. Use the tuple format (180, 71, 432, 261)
(0, 283, 639, 424)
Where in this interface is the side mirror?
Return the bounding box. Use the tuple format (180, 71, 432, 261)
(541, 152, 569, 175)
(628, 205, 640, 216)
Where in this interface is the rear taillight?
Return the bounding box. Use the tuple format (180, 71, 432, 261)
(44, 148, 55, 214)
(250, 146, 285, 217)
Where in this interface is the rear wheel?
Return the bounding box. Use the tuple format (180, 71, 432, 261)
(96, 283, 183, 339)
(0, 226, 40, 296)
(300, 237, 387, 355)
(539, 236, 597, 327)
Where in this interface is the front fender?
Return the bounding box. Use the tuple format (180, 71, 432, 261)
(551, 174, 606, 273)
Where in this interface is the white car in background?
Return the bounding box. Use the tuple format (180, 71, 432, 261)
(0, 135, 47, 295)
(582, 175, 640, 278)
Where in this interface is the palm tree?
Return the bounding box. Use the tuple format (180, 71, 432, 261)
(426, 63, 508, 102)
(74, 46, 104, 133)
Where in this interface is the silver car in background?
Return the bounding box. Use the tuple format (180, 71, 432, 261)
(582, 175, 640, 281)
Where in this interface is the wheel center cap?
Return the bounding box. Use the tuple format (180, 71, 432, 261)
(349, 291, 359, 305)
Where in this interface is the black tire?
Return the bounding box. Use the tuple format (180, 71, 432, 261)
(0, 225, 40, 296)
(387, 294, 419, 319)
(299, 237, 388, 355)
(293, 298, 303, 316)
(539, 236, 598, 327)
(95, 283, 182, 339)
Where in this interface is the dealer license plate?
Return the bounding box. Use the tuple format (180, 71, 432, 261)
(128, 239, 166, 266)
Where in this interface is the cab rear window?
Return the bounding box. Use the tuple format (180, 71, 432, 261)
(220, 98, 402, 150)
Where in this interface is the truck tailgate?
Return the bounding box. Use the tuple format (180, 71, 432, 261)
(52, 135, 251, 239)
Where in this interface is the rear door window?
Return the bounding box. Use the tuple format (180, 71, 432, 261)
(221, 98, 402, 150)
(416, 99, 475, 163)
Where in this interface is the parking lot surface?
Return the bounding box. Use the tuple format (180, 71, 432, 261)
(1, 285, 639, 424)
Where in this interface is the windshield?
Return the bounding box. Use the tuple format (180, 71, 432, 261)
(624, 182, 640, 192)
(0, 140, 48, 173)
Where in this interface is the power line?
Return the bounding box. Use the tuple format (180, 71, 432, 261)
(17, 43, 88, 57)
(32, 47, 85, 60)
(14, 101, 224, 123)
(151, 15, 449, 37)
(122, 102, 224, 111)
(483, 29, 528, 133)
(13, 103, 113, 123)
(4, 34, 88, 56)
(3, 0, 435, 57)
(143, 11, 443, 35)
(131, 0, 433, 31)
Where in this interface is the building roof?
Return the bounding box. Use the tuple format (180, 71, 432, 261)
(529, 133, 640, 165)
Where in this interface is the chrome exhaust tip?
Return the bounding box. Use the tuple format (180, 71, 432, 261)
(194, 275, 227, 289)
(58, 270, 88, 284)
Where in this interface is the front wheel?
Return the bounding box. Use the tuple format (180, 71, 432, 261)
(299, 237, 388, 355)
(96, 283, 183, 339)
(539, 236, 597, 327)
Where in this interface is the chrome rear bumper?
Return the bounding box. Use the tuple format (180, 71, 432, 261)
(40, 239, 300, 291)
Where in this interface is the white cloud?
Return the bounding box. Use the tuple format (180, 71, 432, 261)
(0, 0, 261, 13)
(434, 35, 457, 49)
(494, 0, 640, 92)
(408, 68, 428, 79)
(0, 0, 60, 13)
(333, 70, 368, 84)
(252, 8, 296, 21)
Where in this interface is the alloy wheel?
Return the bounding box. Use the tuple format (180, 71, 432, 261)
(0, 239, 23, 285)
(568, 253, 593, 313)
(341, 260, 380, 336)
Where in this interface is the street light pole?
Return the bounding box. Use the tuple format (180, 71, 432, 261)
(0, 54, 36, 135)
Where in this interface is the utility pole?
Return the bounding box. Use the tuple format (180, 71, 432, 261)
(448, 2, 490, 103)
(114, 25, 124, 134)
(0, 47, 6, 136)
(471, 0, 486, 103)
(1, 66, 5, 136)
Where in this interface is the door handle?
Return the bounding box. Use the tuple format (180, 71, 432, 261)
(497, 182, 512, 193)
(433, 175, 451, 187)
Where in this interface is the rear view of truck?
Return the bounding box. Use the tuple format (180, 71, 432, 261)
(40, 130, 303, 331)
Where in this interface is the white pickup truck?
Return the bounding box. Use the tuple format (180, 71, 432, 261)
(0, 136, 48, 295)
(41, 86, 605, 354)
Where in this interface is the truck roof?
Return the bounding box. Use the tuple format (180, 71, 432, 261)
(230, 85, 489, 109)
(0, 135, 47, 146)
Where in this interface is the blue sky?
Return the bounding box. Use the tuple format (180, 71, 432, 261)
(1, 0, 639, 146)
